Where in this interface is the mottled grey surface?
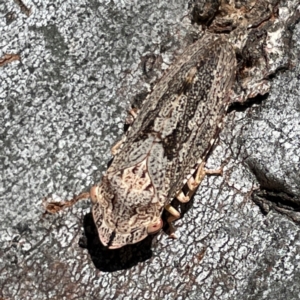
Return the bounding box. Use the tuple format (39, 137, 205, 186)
(0, 0, 300, 300)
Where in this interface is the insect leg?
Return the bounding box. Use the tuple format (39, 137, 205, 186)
(164, 204, 181, 238)
(176, 162, 223, 204)
(111, 139, 124, 155)
(43, 192, 90, 214)
(188, 162, 223, 196)
(125, 108, 139, 125)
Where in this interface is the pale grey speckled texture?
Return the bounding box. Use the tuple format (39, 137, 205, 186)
(0, 0, 300, 299)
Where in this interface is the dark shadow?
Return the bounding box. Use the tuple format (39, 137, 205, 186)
(227, 93, 269, 113)
(252, 189, 300, 213)
(252, 189, 300, 224)
(80, 213, 154, 272)
(162, 195, 196, 234)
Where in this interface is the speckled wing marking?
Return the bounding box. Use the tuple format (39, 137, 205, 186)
(92, 35, 236, 248)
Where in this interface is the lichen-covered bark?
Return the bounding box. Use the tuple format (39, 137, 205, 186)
(0, 0, 300, 299)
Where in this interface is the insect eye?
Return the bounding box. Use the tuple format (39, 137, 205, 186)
(90, 186, 98, 204)
(147, 218, 163, 234)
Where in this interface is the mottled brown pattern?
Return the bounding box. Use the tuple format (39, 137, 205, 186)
(91, 0, 300, 248)
(92, 36, 236, 248)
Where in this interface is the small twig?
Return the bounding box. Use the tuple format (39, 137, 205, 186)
(0, 54, 20, 67)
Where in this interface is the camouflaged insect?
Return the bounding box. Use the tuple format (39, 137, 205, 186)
(45, 0, 300, 249)
(89, 35, 236, 248)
